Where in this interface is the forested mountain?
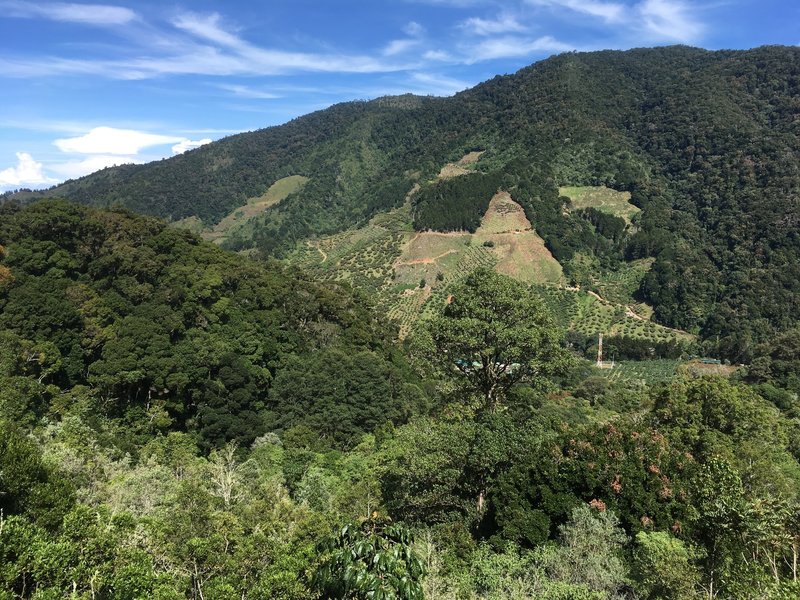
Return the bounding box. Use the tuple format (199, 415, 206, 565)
(10, 45, 799, 362)
(0, 201, 427, 452)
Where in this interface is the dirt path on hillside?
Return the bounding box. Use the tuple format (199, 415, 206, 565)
(625, 306, 647, 321)
(395, 249, 458, 266)
(306, 241, 327, 263)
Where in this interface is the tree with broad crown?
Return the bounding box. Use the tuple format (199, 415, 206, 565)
(429, 268, 570, 411)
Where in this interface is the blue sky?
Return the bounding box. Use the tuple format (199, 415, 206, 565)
(1, 0, 797, 191)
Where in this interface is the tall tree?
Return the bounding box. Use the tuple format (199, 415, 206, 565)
(429, 268, 570, 411)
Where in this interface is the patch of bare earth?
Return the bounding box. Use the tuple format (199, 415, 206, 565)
(476, 192, 563, 284)
(477, 191, 533, 234)
(437, 150, 485, 180)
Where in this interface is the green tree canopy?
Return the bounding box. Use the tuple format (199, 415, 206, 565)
(429, 268, 570, 411)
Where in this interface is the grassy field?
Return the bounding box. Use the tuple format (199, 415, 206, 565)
(560, 185, 640, 224)
(247, 175, 309, 207)
(437, 150, 485, 179)
(203, 175, 309, 244)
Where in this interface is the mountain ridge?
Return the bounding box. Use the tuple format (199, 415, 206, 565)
(6, 44, 800, 360)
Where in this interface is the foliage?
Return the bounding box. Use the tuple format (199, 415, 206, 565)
(545, 505, 629, 597)
(430, 268, 571, 410)
(413, 172, 502, 233)
(12, 46, 800, 358)
(313, 518, 425, 600)
(0, 201, 425, 451)
(632, 530, 701, 600)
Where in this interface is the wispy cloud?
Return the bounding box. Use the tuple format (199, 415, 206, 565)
(404, 21, 425, 36)
(527, 0, 625, 23)
(0, 0, 137, 25)
(404, 0, 488, 6)
(637, 0, 704, 43)
(0, 152, 57, 188)
(525, 0, 705, 43)
(172, 12, 243, 48)
(423, 49, 453, 61)
(382, 21, 425, 57)
(461, 14, 528, 36)
(0, 10, 412, 80)
(383, 38, 422, 57)
(218, 84, 281, 99)
(410, 72, 471, 95)
(169, 11, 406, 75)
(468, 35, 576, 61)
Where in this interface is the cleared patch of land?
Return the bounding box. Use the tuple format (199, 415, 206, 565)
(560, 185, 640, 224)
(437, 150, 485, 179)
(474, 192, 563, 283)
(477, 191, 532, 234)
(203, 175, 309, 244)
(248, 175, 309, 207)
(483, 233, 564, 283)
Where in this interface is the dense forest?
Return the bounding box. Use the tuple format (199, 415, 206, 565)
(3, 201, 800, 598)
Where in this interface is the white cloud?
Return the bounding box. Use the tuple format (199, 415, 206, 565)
(461, 15, 528, 36)
(637, 0, 704, 43)
(54, 127, 183, 155)
(48, 154, 137, 180)
(0, 1, 137, 25)
(172, 138, 212, 154)
(469, 35, 575, 61)
(219, 84, 280, 99)
(0, 152, 57, 187)
(527, 0, 625, 23)
(8, 129, 216, 186)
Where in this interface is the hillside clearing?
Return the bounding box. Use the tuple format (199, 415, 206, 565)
(437, 150, 485, 179)
(203, 175, 309, 244)
(560, 185, 640, 224)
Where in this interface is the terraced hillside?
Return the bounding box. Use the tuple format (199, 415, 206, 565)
(289, 184, 687, 343)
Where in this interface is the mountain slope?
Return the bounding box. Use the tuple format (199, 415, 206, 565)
(13, 45, 800, 359)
